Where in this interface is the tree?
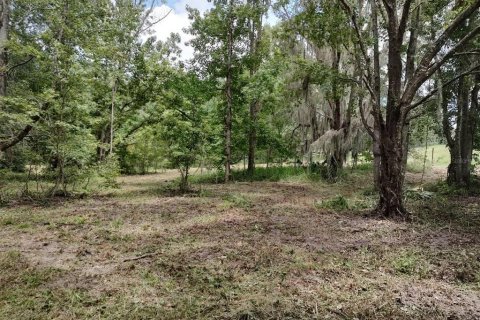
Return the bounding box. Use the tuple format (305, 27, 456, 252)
(273, 0, 369, 178)
(187, 0, 251, 182)
(339, 0, 480, 218)
(246, 0, 270, 175)
(440, 10, 480, 186)
(0, 0, 8, 97)
(160, 72, 209, 191)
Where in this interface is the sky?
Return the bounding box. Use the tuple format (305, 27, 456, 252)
(147, 0, 213, 60)
(147, 0, 279, 61)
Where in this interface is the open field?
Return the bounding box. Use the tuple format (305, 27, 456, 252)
(1, 167, 480, 319)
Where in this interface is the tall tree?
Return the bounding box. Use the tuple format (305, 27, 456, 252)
(441, 9, 480, 186)
(246, 0, 269, 175)
(339, 0, 480, 217)
(274, 0, 367, 178)
(0, 0, 8, 97)
(187, 0, 251, 182)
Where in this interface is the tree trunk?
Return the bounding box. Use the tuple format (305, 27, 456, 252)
(447, 74, 479, 186)
(375, 120, 409, 218)
(247, 101, 258, 175)
(371, 0, 382, 191)
(109, 80, 117, 155)
(342, 0, 480, 219)
(373, 126, 382, 190)
(224, 3, 234, 183)
(179, 167, 189, 192)
(0, 0, 8, 98)
(96, 127, 107, 161)
(246, 0, 263, 176)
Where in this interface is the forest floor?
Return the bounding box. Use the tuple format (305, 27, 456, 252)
(1, 166, 480, 319)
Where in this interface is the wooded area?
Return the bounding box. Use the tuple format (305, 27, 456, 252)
(0, 0, 479, 319)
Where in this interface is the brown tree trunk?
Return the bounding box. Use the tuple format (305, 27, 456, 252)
(375, 0, 410, 218)
(375, 120, 409, 218)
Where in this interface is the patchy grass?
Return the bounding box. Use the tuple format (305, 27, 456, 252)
(0, 166, 479, 319)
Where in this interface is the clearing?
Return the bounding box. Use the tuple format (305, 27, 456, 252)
(1, 167, 479, 319)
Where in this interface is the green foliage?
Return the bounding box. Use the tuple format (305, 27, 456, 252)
(96, 156, 121, 189)
(119, 127, 167, 175)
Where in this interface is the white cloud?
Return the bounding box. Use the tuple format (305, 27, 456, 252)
(147, 1, 279, 61)
(148, 1, 213, 61)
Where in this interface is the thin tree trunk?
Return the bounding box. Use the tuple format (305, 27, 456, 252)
(110, 80, 117, 155)
(371, 0, 382, 190)
(247, 101, 258, 175)
(224, 2, 234, 183)
(247, 0, 263, 175)
(421, 123, 429, 184)
(0, 0, 8, 98)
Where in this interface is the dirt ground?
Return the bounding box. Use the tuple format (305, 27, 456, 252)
(0, 168, 479, 319)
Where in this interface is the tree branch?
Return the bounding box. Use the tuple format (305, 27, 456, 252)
(3, 55, 35, 76)
(398, 0, 414, 39)
(359, 102, 375, 139)
(0, 122, 36, 152)
(338, 0, 371, 72)
(403, 0, 480, 103)
(408, 63, 480, 112)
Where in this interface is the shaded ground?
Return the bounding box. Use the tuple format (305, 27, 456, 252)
(0, 168, 479, 319)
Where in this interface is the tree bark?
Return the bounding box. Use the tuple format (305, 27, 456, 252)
(109, 79, 117, 155)
(371, 0, 382, 190)
(375, 119, 409, 218)
(342, 0, 480, 218)
(246, 0, 264, 176)
(247, 100, 258, 175)
(0, 0, 8, 98)
(327, 49, 344, 178)
(447, 74, 479, 186)
(224, 0, 234, 183)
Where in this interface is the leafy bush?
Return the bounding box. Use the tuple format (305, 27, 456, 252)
(96, 156, 121, 189)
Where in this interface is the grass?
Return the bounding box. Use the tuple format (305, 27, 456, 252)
(0, 164, 480, 319)
(410, 144, 451, 167)
(190, 166, 310, 183)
